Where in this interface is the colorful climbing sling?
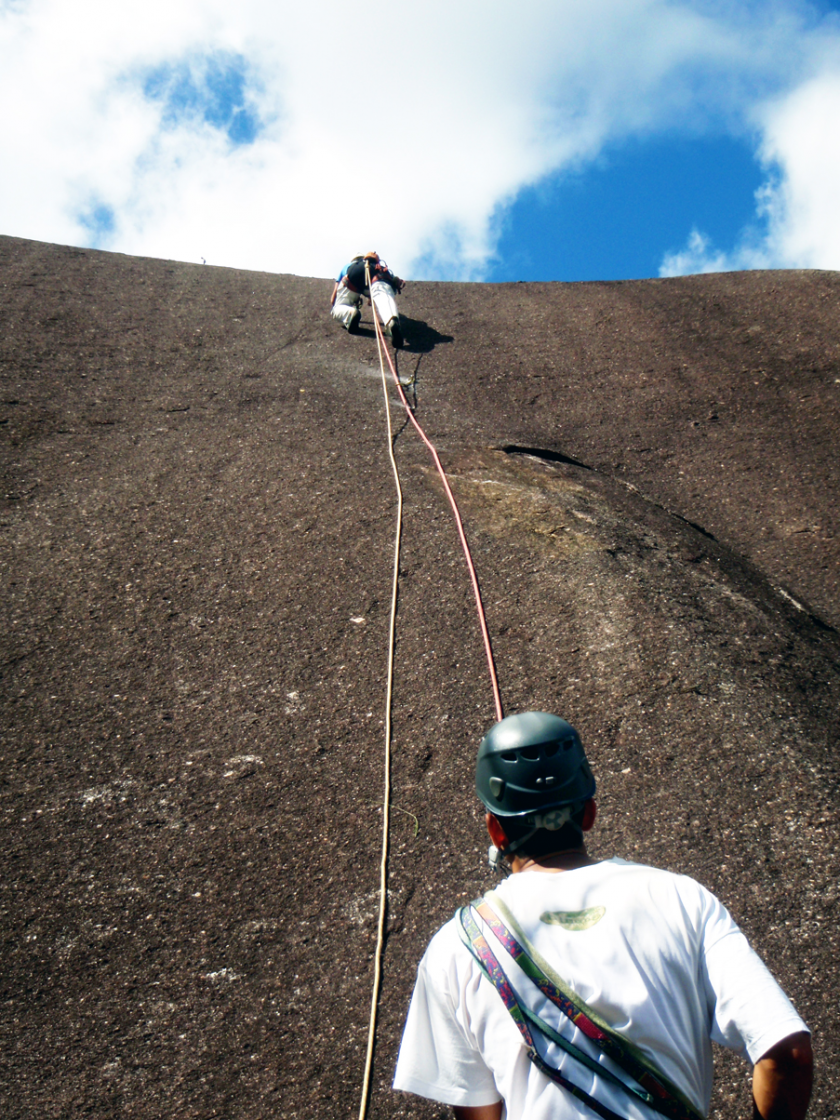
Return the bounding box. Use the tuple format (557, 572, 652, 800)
(457, 894, 704, 1120)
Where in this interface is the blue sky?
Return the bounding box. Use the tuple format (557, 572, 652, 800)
(1, 0, 839, 281)
(487, 134, 766, 283)
(141, 52, 262, 146)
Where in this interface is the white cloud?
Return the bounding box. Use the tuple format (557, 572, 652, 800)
(756, 68, 840, 267)
(660, 229, 736, 276)
(661, 21, 840, 277)
(2, 0, 840, 279)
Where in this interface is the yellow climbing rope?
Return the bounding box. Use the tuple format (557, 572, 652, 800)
(357, 263, 504, 1118)
(358, 269, 402, 1120)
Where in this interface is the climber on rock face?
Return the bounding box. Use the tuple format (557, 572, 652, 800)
(330, 251, 405, 348)
(393, 711, 814, 1120)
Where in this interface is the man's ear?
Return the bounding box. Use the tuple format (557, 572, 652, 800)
(486, 812, 510, 851)
(581, 799, 597, 832)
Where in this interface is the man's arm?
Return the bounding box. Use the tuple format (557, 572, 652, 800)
(753, 1031, 813, 1120)
(453, 1104, 503, 1120)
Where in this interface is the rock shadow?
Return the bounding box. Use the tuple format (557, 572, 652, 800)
(398, 315, 454, 353)
(354, 315, 454, 353)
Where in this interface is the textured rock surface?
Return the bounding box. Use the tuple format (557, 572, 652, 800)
(1, 235, 838, 1119)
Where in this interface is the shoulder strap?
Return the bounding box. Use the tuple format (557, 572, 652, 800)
(458, 905, 631, 1120)
(480, 896, 702, 1120)
(458, 900, 703, 1120)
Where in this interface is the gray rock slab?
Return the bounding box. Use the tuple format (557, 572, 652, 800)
(1, 236, 837, 1119)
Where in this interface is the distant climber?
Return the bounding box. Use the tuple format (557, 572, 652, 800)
(330, 251, 405, 348)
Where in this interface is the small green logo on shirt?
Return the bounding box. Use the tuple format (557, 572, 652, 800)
(540, 906, 605, 931)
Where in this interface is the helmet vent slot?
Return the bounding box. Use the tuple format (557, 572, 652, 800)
(544, 741, 560, 758)
(519, 747, 540, 761)
(500, 752, 518, 763)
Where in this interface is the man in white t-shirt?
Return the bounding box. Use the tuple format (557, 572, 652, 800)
(393, 712, 812, 1120)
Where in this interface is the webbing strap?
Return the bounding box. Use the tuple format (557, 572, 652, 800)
(458, 905, 630, 1120)
(477, 900, 701, 1120)
(460, 901, 703, 1120)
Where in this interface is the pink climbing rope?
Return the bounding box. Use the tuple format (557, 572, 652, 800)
(372, 310, 504, 723)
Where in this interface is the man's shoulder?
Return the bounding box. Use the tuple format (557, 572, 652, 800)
(490, 858, 720, 921)
(427, 906, 471, 951)
(419, 906, 481, 977)
(589, 856, 712, 889)
(595, 858, 720, 906)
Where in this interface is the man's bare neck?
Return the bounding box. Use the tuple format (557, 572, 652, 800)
(510, 848, 598, 874)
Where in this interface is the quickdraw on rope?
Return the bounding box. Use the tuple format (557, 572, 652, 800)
(457, 899, 703, 1120)
(357, 264, 504, 1120)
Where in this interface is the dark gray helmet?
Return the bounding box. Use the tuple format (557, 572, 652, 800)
(476, 712, 595, 825)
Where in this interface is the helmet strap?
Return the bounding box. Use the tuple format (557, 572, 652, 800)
(487, 825, 540, 872)
(488, 804, 586, 872)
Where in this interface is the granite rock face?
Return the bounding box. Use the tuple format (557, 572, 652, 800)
(1, 235, 838, 1119)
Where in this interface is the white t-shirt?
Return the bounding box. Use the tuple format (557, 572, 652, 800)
(393, 858, 807, 1120)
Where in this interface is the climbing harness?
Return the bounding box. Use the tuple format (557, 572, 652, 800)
(457, 896, 703, 1120)
(357, 263, 504, 1120)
